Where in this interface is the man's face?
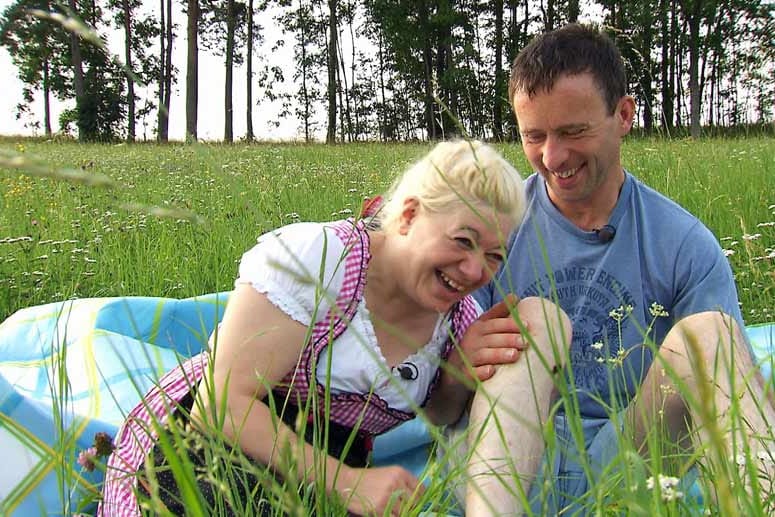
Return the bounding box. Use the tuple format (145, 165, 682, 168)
(512, 73, 634, 219)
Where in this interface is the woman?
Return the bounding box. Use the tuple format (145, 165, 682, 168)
(99, 140, 527, 517)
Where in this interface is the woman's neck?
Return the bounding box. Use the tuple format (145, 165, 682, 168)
(365, 231, 440, 328)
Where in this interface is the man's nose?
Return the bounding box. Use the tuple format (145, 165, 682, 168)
(542, 135, 568, 172)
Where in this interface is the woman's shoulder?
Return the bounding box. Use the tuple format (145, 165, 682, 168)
(248, 220, 352, 268)
(237, 220, 355, 325)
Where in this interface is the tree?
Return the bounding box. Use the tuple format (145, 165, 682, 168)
(678, 0, 714, 137)
(659, 0, 675, 131)
(276, 0, 325, 142)
(120, 0, 135, 139)
(245, 0, 254, 141)
(224, 0, 236, 142)
(0, 0, 70, 136)
(68, 0, 86, 139)
(325, 0, 337, 143)
(198, 0, 247, 142)
(366, 0, 451, 140)
(157, 0, 174, 141)
(492, 0, 504, 141)
(15, 0, 128, 141)
(186, 0, 199, 141)
(107, 0, 163, 141)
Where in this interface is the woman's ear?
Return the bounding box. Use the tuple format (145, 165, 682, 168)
(399, 197, 420, 235)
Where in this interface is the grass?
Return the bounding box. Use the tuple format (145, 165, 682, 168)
(0, 135, 774, 516)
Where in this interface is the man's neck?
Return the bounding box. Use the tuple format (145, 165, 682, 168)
(547, 170, 626, 231)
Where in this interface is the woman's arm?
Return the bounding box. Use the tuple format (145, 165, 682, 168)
(190, 284, 423, 515)
(423, 298, 527, 425)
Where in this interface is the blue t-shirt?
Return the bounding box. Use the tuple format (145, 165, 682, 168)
(475, 172, 743, 418)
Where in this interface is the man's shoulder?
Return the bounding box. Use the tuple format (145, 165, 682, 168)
(626, 175, 723, 257)
(627, 174, 701, 228)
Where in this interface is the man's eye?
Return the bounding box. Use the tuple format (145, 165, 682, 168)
(455, 237, 474, 249)
(522, 133, 544, 144)
(486, 253, 504, 264)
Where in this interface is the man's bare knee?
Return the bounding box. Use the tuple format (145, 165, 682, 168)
(671, 311, 740, 339)
(515, 296, 572, 355)
(660, 310, 749, 381)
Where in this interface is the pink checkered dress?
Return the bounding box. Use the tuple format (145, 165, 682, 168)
(98, 219, 478, 516)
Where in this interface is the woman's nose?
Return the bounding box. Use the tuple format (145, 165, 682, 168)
(459, 253, 485, 284)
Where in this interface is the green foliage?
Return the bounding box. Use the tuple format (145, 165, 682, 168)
(0, 137, 773, 324)
(0, 0, 73, 129)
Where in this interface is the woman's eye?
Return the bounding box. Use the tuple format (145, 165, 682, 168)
(486, 253, 504, 264)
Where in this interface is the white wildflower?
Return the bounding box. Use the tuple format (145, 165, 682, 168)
(649, 302, 669, 318)
(646, 474, 684, 502)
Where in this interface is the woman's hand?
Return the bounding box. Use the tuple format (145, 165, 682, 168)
(424, 295, 529, 425)
(339, 465, 425, 516)
(451, 294, 529, 383)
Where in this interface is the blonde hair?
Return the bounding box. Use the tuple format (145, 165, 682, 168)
(376, 140, 526, 232)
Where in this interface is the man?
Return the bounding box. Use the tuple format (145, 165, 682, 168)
(451, 23, 775, 515)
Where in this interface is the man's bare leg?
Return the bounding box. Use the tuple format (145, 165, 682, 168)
(627, 311, 775, 504)
(465, 297, 571, 516)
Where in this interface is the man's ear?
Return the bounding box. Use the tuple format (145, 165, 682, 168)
(616, 95, 636, 136)
(399, 197, 420, 235)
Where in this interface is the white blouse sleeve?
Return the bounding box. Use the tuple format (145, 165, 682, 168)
(235, 222, 347, 327)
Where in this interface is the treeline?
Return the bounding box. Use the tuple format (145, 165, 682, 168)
(1, 0, 773, 142)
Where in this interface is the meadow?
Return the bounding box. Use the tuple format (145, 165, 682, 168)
(1, 135, 774, 516)
(1, 137, 773, 324)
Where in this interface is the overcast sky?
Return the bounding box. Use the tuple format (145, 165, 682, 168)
(0, 0, 311, 141)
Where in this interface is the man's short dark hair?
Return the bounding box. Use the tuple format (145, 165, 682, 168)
(508, 23, 626, 115)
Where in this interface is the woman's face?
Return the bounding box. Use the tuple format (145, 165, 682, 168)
(397, 198, 514, 313)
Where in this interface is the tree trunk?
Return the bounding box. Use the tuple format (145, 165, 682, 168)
(493, 0, 504, 141)
(417, 0, 436, 140)
(163, 0, 173, 135)
(659, 0, 673, 131)
(246, 0, 254, 141)
(186, 0, 199, 142)
(326, 0, 338, 143)
(158, 0, 168, 141)
(377, 31, 387, 141)
(640, 1, 654, 133)
(687, 4, 702, 137)
(672, 1, 680, 128)
(337, 38, 352, 141)
(348, 12, 359, 141)
(68, 0, 85, 140)
(422, 40, 435, 140)
(608, 0, 617, 29)
(544, 0, 555, 31)
(568, 0, 579, 22)
(299, 5, 310, 142)
(43, 59, 52, 137)
(224, 0, 236, 143)
(122, 0, 135, 141)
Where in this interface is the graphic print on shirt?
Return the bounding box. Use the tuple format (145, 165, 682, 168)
(521, 264, 638, 397)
